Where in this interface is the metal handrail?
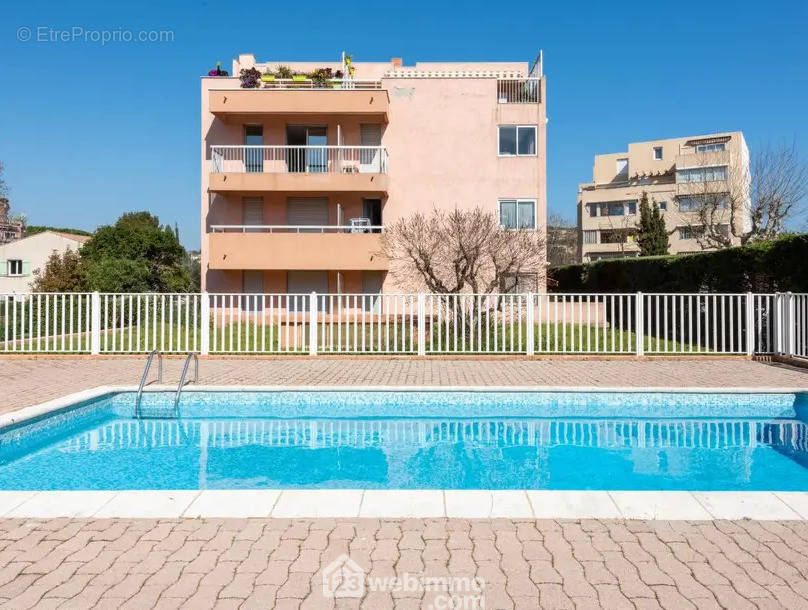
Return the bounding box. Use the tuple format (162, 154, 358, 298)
(209, 224, 385, 233)
(173, 353, 199, 415)
(135, 349, 162, 418)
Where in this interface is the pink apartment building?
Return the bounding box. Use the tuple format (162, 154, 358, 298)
(201, 53, 547, 298)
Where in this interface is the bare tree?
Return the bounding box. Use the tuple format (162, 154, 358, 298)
(0, 161, 8, 199)
(381, 206, 546, 294)
(681, 142, 808, 249)
(546, 213, 579, 267)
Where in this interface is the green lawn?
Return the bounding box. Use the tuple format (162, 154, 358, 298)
(0, 321, 738, 354)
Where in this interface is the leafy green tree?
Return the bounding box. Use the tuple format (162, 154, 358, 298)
(33, 212, 193, 293)
(635, 192, 669, 256)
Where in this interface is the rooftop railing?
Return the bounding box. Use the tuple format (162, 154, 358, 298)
(210, 145, 389, 175)
(497, 78, 541, 103)
(211, 79, 383, 90)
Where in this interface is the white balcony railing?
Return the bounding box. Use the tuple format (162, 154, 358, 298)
(497, 78, 541, 103)
(210, 145, 389, 175)
(210, 225, 384, 233)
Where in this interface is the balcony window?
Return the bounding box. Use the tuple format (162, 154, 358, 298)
(678, 226, 704, 240)
(676, 165, 728, 183)
(499, 199, 536, 229)
(500, 273, 538, 293)
(600, 230, 635, 245)
(498, 126, 537, 156)
(582, 230, 598, 245)
(244, 125, 264, 173)
(589, 200, 637, 217)
(696, 142, 726, 153)
(678, 195, 728, 212)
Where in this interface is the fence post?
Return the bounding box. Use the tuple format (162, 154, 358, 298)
(417, 293, 426, 356)
(309, 292, 318, 356)
(526, 292, 535, 355)
(745, 292, 754, 356)
(635, 291, 644, 357)
(787, 291, 795, 357)
(200, 292, 210, 356)
(90, 291, 101, 355)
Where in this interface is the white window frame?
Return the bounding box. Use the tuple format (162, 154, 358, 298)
(497, 125, 538, 157)
(7, 260, 23, 276)
(696, 142, 726, 153)
(653, 146, 663, 160)
(676, 165, 728, 183)
(498, 199, 537, 230)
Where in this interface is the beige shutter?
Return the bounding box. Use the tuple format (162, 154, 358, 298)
(288, 198, 329, 227)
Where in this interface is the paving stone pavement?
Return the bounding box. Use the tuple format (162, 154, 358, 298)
(0, 517, 808, 609)
(1, 358, 807, 608)
(1, 357, 807, 414)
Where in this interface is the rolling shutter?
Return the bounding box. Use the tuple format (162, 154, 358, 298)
(288, 198, 329, 228)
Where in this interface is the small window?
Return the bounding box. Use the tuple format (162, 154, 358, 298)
(627, 201, 637, 215)
(658, 201, 667, 211)
(588, 204, 598, 218)
(499, 199, 536, 229)
(498, 126, 537, 156)
(616, 158, 629, 177)
(653, 147, 663, 160)
(7, 260, 23, 276)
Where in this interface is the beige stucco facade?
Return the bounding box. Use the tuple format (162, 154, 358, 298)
(201, 53, 547, 295)
(577, 132, 750, 262)
(0, 231, 89, 294)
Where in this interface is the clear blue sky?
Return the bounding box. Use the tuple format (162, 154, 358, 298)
(1, 0, 806, 249)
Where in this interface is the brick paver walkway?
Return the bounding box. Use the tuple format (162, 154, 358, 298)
(2, 517, 808, 609)
(1, 357, 807, 608)
(1, 357, 806, 414)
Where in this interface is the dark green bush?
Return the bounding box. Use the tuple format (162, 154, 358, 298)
(550, 234, 808, 293)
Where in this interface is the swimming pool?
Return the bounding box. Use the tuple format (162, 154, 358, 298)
(1, 390, 807, 491)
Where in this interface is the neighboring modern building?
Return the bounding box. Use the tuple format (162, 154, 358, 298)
(201, 52, 547, 297)
(0, 231, 90, 294)
(577, 132, 750, 262)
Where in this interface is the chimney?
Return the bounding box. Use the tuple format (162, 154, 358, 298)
(391, 57, 402, 69)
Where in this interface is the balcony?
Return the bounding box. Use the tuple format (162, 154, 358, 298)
(208, 145, 389, 193)
(209, 80, 388, 120)
(496, 78, 541, 103)
(208, 225, 387, 271)
(675, 149, 730, 170)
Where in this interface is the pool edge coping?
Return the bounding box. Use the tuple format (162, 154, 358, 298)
(0, 489, 806, 521)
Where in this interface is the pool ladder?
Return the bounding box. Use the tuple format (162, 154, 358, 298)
(134, 351, 198, 418)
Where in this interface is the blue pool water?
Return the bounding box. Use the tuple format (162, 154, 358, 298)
(0, 391, 807, 491)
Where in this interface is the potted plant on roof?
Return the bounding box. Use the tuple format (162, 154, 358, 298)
(208, 61, 229, 77)
(292, 73, 308, 84)
(275, 65, 293, 79)
(260, 70, 275, 85)
(239, 67, 261, 88)
(310, 68, 333, 88)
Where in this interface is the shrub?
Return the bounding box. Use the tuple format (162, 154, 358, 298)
(550, 233, 808, 293)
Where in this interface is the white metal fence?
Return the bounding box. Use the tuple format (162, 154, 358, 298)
(0, 291, 803, 356)
(210, 145, 389, 175)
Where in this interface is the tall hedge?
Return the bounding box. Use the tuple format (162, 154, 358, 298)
(550, 234, 808, 293)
